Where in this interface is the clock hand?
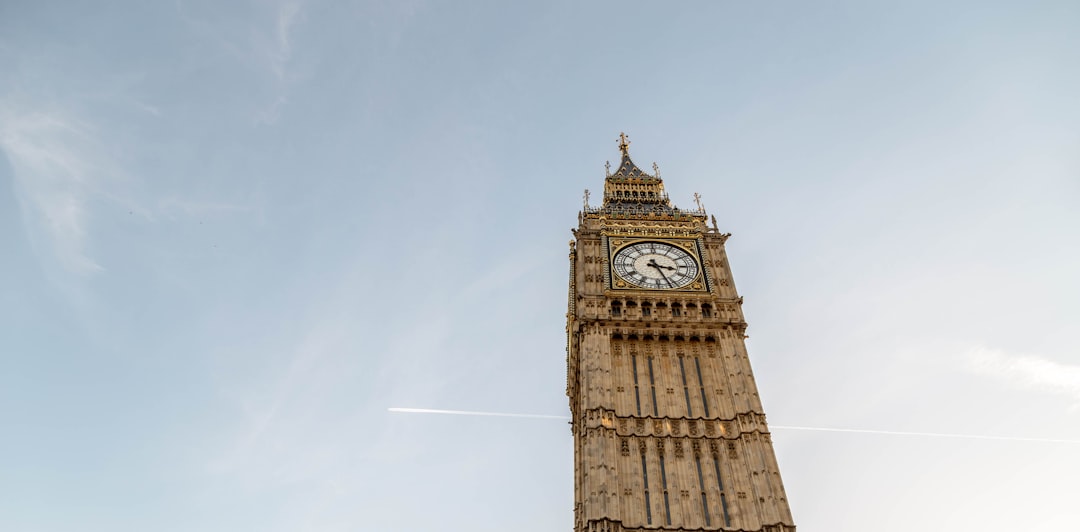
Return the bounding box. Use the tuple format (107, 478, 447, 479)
(647, 259, 677, 271)
(658, 269, 673, 288)
(647, 262, 674, 287)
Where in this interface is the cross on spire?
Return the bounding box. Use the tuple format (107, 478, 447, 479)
(617, 132, 631, 154)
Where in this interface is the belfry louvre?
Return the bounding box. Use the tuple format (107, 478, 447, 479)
(565, 135, 795, 532)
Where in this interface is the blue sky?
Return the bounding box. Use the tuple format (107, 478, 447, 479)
(2, 1, 1079, 531)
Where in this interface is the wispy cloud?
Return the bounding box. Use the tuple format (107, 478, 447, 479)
(965, 346, 1080, 405)
(211, 320, 346, 475)
(0, 107, 107, 274)
(173, 0, 307, 124)
(258, 0, 305, 124)
(133, 100, 162, 117)
(158, 197, 254, 220)
(272, 1, 303, 80)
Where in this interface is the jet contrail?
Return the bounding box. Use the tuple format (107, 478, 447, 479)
(388, 407, 570, 420)
(769, 425, 1080, 444)
(388, 407, 1080, 444)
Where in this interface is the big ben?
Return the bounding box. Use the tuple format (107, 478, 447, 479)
(566, 134, 796, 532)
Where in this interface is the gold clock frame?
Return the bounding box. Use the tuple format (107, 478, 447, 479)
(604, 236, 709, 292)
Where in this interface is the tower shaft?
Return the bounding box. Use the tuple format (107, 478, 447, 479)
(566, 138, 795, 532)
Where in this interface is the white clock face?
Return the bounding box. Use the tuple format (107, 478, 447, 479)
(612, 241, 700, 289)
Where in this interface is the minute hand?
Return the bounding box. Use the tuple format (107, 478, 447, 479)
(647, 263, 673, 287)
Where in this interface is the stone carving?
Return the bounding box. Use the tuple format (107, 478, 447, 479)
(568, 140, 796, 531)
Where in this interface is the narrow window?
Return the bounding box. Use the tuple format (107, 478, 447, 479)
(659, 453, 672, 525)
(647, 356, 659, 417)
(701, 304, 713, 318)
(632, 354, 642, 416)
(695, 357, 710, 417)
(671, 304, 682, 317)
(678, 356, 693, 417)
(713, 453, 731, 527)
(696, 455, 711, 526)
(641, 303, 652, 317)
(612, 302, 622, 317)
(641, 452, 653, 524)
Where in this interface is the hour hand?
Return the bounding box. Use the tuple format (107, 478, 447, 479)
(647, 259, 675, 271)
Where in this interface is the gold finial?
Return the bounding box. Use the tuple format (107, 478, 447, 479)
(583, 188, 591, 208)
(693, 192, 705, 212)
(652, 162, 660, 176)
(617, 132, 631, 154)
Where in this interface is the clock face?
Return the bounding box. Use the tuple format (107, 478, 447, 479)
(612, 241, 700, 289)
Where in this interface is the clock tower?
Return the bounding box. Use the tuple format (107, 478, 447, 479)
(566, 135, 795, 532)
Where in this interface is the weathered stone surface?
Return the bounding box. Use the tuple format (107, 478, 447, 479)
(567, 139, 795, 531)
